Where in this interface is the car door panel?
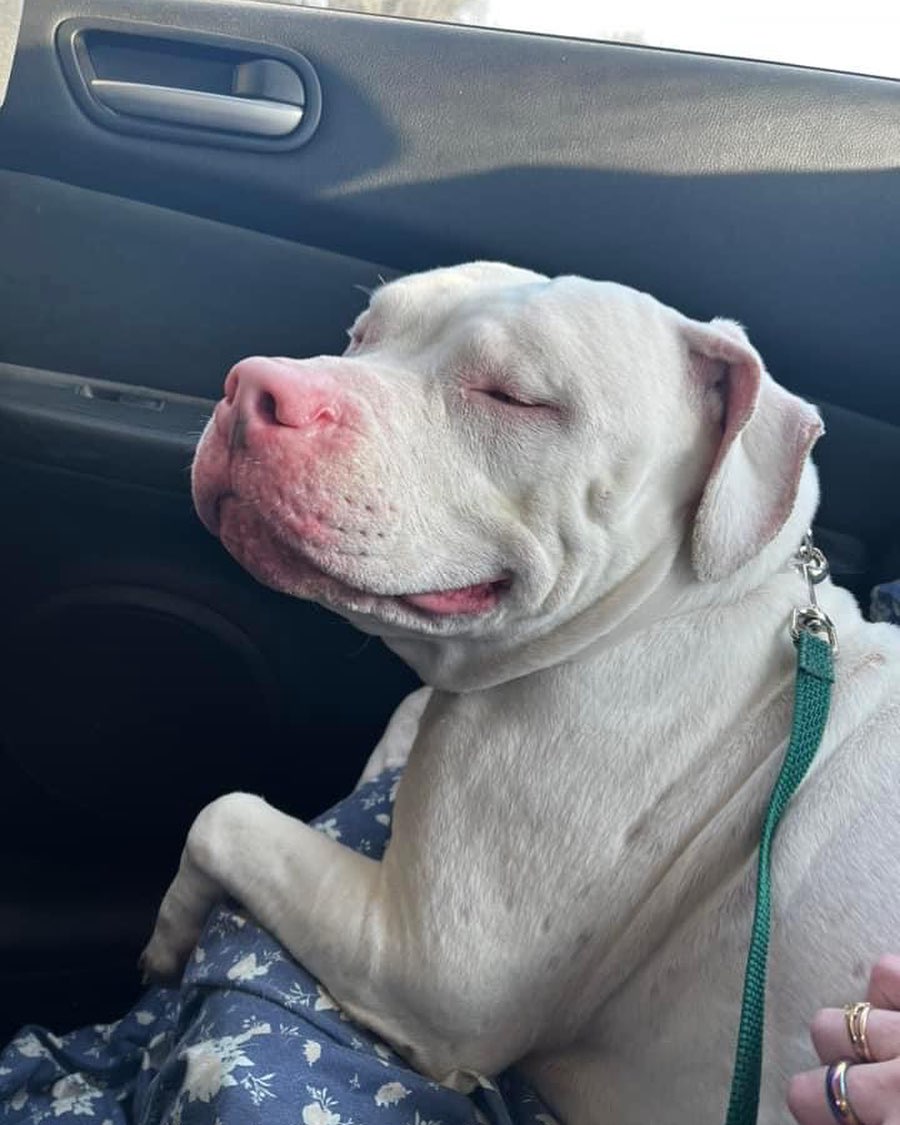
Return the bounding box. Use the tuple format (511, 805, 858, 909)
(0, 170, 397, 398)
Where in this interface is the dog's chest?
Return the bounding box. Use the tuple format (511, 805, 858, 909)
(395, 652, 799, 1015)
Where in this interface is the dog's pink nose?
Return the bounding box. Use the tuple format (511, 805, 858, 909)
(224, 356, 342, 433)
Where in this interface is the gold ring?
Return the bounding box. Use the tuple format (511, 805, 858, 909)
(826, 1059, 862, 1124)
(844, 1002, 874, 1063)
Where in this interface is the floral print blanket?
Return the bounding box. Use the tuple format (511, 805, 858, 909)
(0, 769, 555, 1125)
(872, 578, 900, 626)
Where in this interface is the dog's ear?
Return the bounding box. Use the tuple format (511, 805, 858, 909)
(684, 317, 823, 583)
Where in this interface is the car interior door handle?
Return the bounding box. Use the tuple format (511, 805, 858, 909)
(89, 78, 304, 138)
(56, 22, 321, 150)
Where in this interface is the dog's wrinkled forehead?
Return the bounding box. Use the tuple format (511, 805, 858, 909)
(359, 264, 681, 411)
(358, 263, 548, 353)
(373, 262, 548, 319)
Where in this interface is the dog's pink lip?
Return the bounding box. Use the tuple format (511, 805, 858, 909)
(211, 493, 510, 617)
(401, 579, 511, 616)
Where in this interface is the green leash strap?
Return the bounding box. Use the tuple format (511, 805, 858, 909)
(724, 627, 835, 1125)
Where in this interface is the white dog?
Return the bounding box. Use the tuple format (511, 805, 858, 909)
(143, 262, 900, 1124)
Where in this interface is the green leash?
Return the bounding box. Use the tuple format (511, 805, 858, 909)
(724, 535, 837, 1125)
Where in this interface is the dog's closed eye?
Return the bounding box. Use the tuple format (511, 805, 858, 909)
(345, 329, 365, 355)
(345, 314, 374, 355)
(473, 386, 558, 412)
(480, 388, 534, 407)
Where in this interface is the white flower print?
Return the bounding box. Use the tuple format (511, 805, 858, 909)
(91, 1023, 118, 1045)
(314, 985, 339, 1012)
(302, 1103, 340, 1125)
(13, 1032, 48, 1059)
(135, 1010, 156, 1026)
(374, 1081, 410, 1107)
(301, 1085, 352, 1125)
(8, 1088, 27, 1111)
(181, 1049, 226, 1104)
(179, 1021, 271, 1103)
(303, 1039, 322, 1065)
(240, 1070, 276, 1106)
(50, 1072, 105, 1116)
(372, 1042, 394, 1065)
(375, 813, 391, 827)
(315, 818, 342, 842)
(285, 982, 318, 1007)
(206, 909, 247, 940)
(226, 952, 272, 982)
(535, 1115, 562, 1125)
(194, 947, 206, 964)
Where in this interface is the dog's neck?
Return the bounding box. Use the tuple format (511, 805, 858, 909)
(385, 491, 819, 694)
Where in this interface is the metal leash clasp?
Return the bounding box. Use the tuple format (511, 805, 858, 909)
(790, 531, 838, 652)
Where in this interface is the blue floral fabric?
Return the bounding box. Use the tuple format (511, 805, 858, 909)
(0, 769, 557, 1125)
(872, 579, 900, 626)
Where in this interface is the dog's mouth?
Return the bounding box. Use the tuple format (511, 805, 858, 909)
(212, 492, 511, 620)
(400, 580, 511, 616)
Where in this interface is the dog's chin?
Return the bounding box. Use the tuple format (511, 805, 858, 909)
(214, 499, 510, 636)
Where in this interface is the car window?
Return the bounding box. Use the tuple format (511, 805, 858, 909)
(238, 0, 900, 81)
(0, 0, 24, 108)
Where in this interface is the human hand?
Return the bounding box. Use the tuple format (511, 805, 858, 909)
(788, 955, 900, 1124)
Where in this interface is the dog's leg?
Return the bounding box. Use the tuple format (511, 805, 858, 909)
(142, 686, 431, 982)
(140, 786, 534, 1086)
(356, 685, 432, 788)
(140, 793, 380, 987)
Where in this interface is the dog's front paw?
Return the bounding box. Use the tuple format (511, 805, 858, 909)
(138, 932, 187, 986)
(139, 852, 222, 985)
(138, 903, 203, 986)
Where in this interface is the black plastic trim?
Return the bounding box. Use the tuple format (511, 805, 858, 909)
(0, 362, 215, 492)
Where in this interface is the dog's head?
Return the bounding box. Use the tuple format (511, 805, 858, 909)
(192, 262, 822, 684)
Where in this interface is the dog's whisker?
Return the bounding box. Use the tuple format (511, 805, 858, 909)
(345, 635, 374, 658)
